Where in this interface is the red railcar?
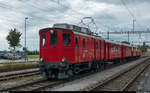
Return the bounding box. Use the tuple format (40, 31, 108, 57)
(121, 44, 132, 58)
(39, 23, 141, 79)
(131, 46, 137, 57)
(104, 40, 122, 61)
(136, 48, 141, 57)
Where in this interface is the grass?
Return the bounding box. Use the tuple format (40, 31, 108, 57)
(23, 75, 40, 81)
(0, 62, 38, 72)
(27, 55, 39, 58)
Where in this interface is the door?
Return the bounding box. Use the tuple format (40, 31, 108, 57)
(75, 36, 79, 63)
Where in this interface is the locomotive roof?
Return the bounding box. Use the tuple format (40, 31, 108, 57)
(104, 39, 122, 45)
(104, 39, 134, 47)
(122, 43, 133, 47)
(53, 23, 94, 35)
(39, 27, 51, 34)
(73, 31, 103, 40)
(53, 23, 103, 40)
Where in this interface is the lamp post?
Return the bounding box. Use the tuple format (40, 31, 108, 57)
(25, 17, 28, 62)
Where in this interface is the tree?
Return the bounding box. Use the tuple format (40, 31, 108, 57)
(6, 28, 22, 52)
(140, 45, 148, 53)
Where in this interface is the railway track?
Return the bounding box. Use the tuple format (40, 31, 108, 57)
(0, 57, 146, 91)
(0, 70, 39, 82)
(10, 80, 67, 91)
(0, 66, 111, 91)
(85, 58, 150, 91)
(1, 70, 96, 91)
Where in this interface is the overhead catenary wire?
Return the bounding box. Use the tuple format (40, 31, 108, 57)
(120, 0, 134, 19)
(120, 0, 144, 31)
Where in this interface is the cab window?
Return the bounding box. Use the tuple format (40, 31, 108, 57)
(63, 33, 71, 46)
(50, 32, 57, 46)
(41, 34, 46, 46)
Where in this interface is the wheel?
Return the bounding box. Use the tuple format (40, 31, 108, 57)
(41, 71, 48, 80)
(73, 67, 80, 75)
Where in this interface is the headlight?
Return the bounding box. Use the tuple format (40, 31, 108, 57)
(62, 58, 65, 62)
(40, 58, 43, 62)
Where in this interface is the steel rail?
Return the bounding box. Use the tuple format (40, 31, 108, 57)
(0, 71, 39, 81)
(87, 58, 150, 91)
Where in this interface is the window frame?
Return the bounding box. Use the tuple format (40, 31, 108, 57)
(41, 34, 46, 46)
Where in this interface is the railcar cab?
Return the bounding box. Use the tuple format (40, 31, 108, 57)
(39, 26, 75, 79)
(39, 23, 94, 79)
(39, 27, 74, 64)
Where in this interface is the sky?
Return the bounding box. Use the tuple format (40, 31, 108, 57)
(0, 0, 150, 51)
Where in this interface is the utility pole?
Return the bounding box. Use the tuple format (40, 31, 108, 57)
(128, 19, 136, 43)
(25, 17, 28, 62)
(128, 31, 129, 42)
(107, 32, 109, 40)
(133, 19, 136, 32)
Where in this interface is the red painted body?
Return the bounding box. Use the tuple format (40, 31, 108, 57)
(39, 24, 142, 79)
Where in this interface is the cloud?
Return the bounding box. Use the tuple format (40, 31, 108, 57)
(0, 0, 149, 51)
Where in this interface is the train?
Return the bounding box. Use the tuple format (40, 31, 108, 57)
(38, 23, 141, 79)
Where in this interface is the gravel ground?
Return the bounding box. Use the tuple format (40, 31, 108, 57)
(137, 69, 150, 91)
(0, 68, 39, 77)
(46, 57, 148, 91)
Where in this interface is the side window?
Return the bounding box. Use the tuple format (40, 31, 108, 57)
(63, 33, 71, 46)
(96, 40, 98, 49)
(83, 38, 85, 48)
(41, 34, 46, 46)
(75, 37, 78, 48)
(50, 32, 57, 46)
